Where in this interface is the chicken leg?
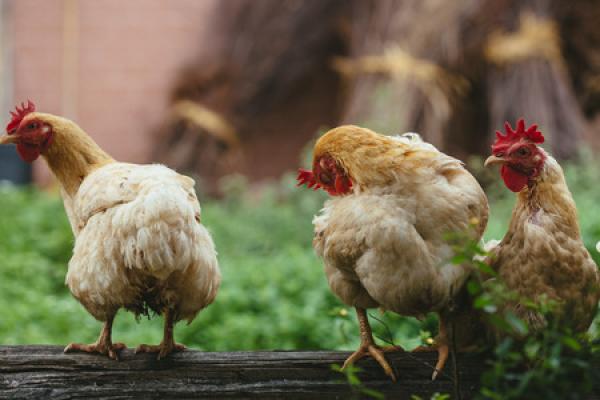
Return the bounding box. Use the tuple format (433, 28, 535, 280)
(342, 308, 404, 382)
(135, 309, 186, 360)
(412, 315, 450, 380)
(64, 314, 126, 360)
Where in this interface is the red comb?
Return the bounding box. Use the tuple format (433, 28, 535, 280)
(297, 168, 321, 190)
(493, 118, 544, 151)
(6, 100, 35, 134)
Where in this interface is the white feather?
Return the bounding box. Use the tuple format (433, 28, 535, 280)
(64, 163, 220, 322)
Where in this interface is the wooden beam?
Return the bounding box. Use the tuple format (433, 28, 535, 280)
(0, 345, 485, 399)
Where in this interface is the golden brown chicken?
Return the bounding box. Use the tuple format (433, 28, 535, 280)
(298, 126, 489, 380)
(484, 119, 599, 333)
(0, 101, 221, 359)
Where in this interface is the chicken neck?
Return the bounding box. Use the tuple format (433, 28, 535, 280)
(42, 118, 114, 197)
(510, 159, 580, 239)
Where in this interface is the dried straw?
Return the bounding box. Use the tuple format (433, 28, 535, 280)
(485, 6, 588, 159)
(333, 46, 469, 134)
(485, 13, 563, 67)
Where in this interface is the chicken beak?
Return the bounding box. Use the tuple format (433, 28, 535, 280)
(0, 134, 18, 145)
(484, 155, 505, 167)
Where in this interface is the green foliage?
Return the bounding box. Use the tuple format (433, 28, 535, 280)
(332, 363, 385, 400)
(479, 328, 600, 400)
(411, 393, 451, 400)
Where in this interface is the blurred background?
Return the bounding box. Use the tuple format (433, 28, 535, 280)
(0, 0, 598, 351)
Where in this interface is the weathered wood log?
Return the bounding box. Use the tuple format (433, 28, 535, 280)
(0, 346, 485, 399)
(3, 346, 599, 399)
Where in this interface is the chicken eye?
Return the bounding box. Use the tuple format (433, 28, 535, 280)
(27, 122, 38, 130)
(515, 147, 530, 157)
(319, 172, 333, 185)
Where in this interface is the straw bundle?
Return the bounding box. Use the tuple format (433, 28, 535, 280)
(154, 0, 599, 186)
(485, 4, 587, 159)
(153, 0, 348, 192)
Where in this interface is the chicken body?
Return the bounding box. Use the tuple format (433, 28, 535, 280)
(486, 153, 599, 333)
(300, 126, 489, 380)
(65, 163, 220, 326)
(315, 179, 482, 317)
(0, 107, 220, 359)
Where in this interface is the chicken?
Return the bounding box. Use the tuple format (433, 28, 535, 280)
(0, 101, 221, 359)
(297, 125, 489, 380)
(483, 119, 599, 334)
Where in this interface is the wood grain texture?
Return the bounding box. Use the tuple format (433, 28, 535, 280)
(0, 346, 486, 399)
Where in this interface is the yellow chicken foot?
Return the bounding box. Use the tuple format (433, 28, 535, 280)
(412, 317, 450, 380)
(135, 309, 186, 360)
(64, 315, 126, 360)
(342, 308, 404, 382)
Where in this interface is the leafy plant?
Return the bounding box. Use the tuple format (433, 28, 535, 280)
(411, 393, 451, 400)
(449, 224, 600, 399)
(332, 363, 385, 400)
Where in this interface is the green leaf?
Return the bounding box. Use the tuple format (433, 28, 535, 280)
(476, 262, 497, 276)
(360, 387, 385, 400)
(505, 312, 529, 336)
(451, 254, 467, 265)
(473, 296, 492, 308)
(524, 341, 541, 360)
(467, 280, 482, 295)
(561, 337, 582, 351)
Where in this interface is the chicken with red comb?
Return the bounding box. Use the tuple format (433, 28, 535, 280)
(298, 126, 489, 381)
(484, 119, 599, 335)
(0, 102, 221, 360)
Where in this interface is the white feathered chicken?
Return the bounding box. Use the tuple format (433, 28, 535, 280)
(0, 101, 220, 359)
(298, 126, 489, 380)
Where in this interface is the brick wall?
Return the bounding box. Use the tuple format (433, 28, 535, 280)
(8, 0, 217, 185)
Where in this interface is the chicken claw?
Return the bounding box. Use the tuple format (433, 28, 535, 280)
(64, 341, 127, 360)
(342, 308, 404, 382)
(135, 341, 186, 360)
(343, 343, 401, 381)
(412, 342, 449, 380)
(64, 317, 126, 360)
(135, 309, 186, 360)
(412, 316, 450, 380)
